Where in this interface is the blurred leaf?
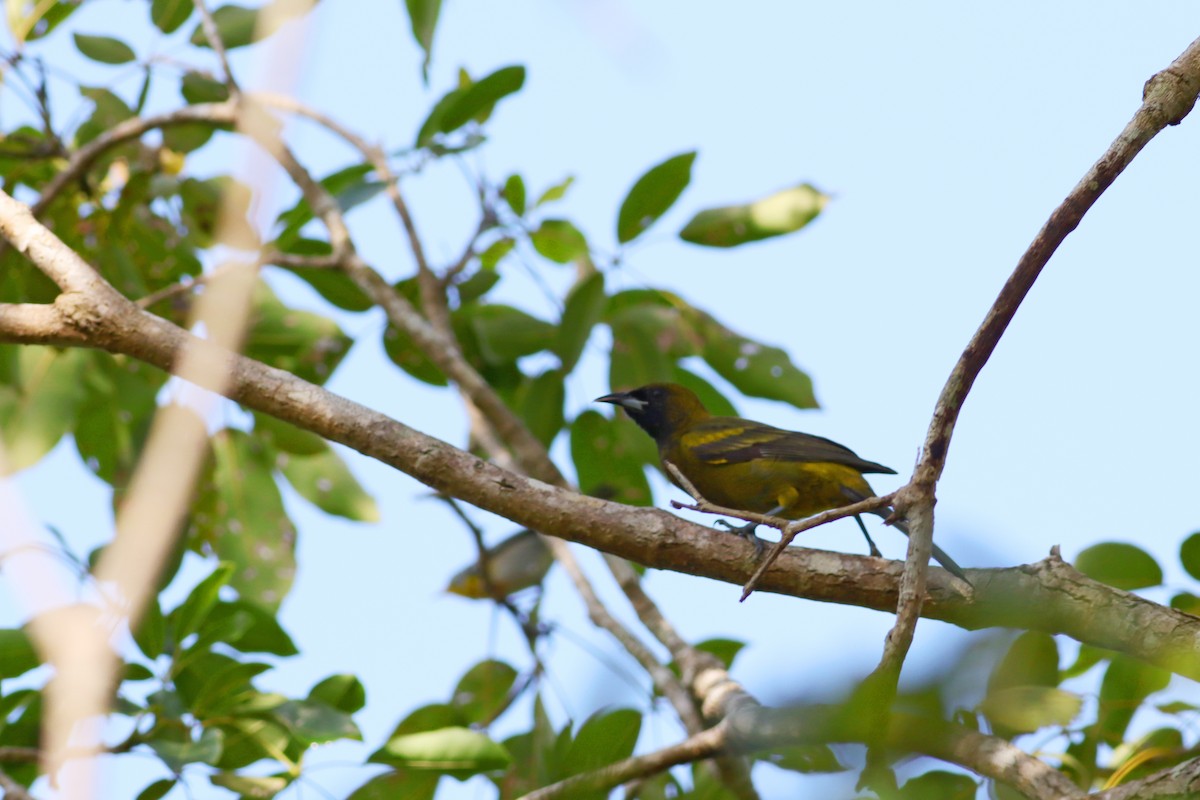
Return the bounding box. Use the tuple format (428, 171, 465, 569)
(416, 65, 525, 146)
(555, 271, 605, 373)
(149, 727, 224, 772)
(1170, 592, 1200, 616)
(896, 771, 977, 799)
(606, 296, 699, 389)
(10, 0, 80, 43)
(134, 599, 166, 660)
(188, 430, 297, 609)
(349, 769, 439, 800)
(0, 629, 38, 679)
(1075, 542, 1162, 591)
(151, 0, 193, 33)
(174, 563, 235, 643)
(372, 727, 511, 777)
(456, 268, 501, 304)
(1179, 531, 1200, 581)
(478, 238, 515, 271)
(190, 4, 263, 49)
(279, 444, 380, 522)
(310, 674, 366, 713)
(688, 308, 817, 409)
(0, 346, 89, 473)
(680, 183, 828, 247)
(386, 703, 465, 740)
(989, 632, 1059, 693)
(1062, 644, 1108, 680)
(765, 744, 845, 774)
(209, 773, 289, 798)
(73, 33, 136, 64)
(75, 356, 162, 488)
(275, 250, 374, 313)
(564, 708, 641, 778)
(180, 71, 230, 106)
(253, 411, 326, 456)
(453, 660, 519, 725)
(514, 370, 566, 447)
(275, 698, 361, 744)
(404, 0, 442, 78)
(244, 281, 352, 385)
(135, 779, 176, 800)
(206, 600, 299, 655)
(384, 321, 447, 385)
(531, 218, 588, 264)
(571, 410, 653, 506)
(536, 175, 574, 207)
(617, 151, 695, 244)
(275, 163, 373, 249)
(214, 717, 290, 770)
(696, 638, 746, 670)
(460, 303, 555, 365)
(1096, 655, 1169, 745)
(980, 686, 1082, 734)
(504, 174, 526, 216)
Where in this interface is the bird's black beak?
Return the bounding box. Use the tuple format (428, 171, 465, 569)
(595, 391, 646, 412)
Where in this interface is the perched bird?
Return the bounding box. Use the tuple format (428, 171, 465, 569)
(596, 383, 968, 582)
(446, 529, 554, 600)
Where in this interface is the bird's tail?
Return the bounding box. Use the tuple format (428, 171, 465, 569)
(868, 508, 970, 585)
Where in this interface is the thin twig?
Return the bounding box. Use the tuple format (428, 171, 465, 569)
(193, 0, 239, 92)
(0, 766, 36, 800)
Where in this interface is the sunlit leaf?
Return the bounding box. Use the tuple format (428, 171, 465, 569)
(980, 686, 1082, 734)
(680, 183, 828, 248)
(0, 346, 89, 473)
(278, 444, 380, 522)
(148, 727, 224, 772)
(530, 218, 588, 264)
(348, 769, 439, 800)
(209, 773, 289, 798)
(372, 727, 512, 776)
(504, 174, 526, 216)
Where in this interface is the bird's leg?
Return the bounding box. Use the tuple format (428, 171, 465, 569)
(854, 515, 884, 558)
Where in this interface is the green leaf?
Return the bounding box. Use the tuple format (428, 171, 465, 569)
(416, 66, 525, 146)
(0, 346, 89, 473)
(1061, 644, 1108, 680)
(530, 219, 588, 264)
(149, 727, 224, 772)
(689, 308, 817, 409)
(989, 632, 1059, 693)
(477, 238, 515, 271)
(455, 268, 501, 304)
(1170, 592, 1200, 616)
(460, 304, 555, 365)
(253, 412, 326, 456)
(513, 370, 566, 447)
(1075, 542, 1163, 591)
(206, 600, 298, 655)
(617, 151, 695, 244)
(136, 778, 176, 800)
(555, 271, 605, 373)
(570, 410, 654, 506)
(980, 686, 1081, 734)
(536, 175, 574, 207)
(74, 356, 162, 488)
(209, 773, 289, 798)
(190, 4, 259, 49)
(764, 744, 845, 774)
(188, 430, 297, 609)
(404, 0, 443, 78)
(1097, 655, 1170, 745)
(695, 638, 746, 670)
(73, 33, 136, 64)
(213, 717, 290, 771)
(279, 445, 380, 522)
(349, 770, 439, 800)
(309, 674, 366, 713)
(372, 727, 511, 777)
(1179, 531, 1200, 581)
(174, 563, 235, 643)
(151, 0, 193, 33)
(606, 296, 699, 390)
(680, 183, 828, 248)
(383, 322, 447, 386)
(0, 629, 39, 679)
(452, 660, 519, 725)
(134, 599, 166, 660)
(386, 703, 465, 739)
(180, 71, 230, 104)
(274, 698, 361, 744)
(504, 174, 526, 216)
(897, 771, 978, 799)
(564, 708, 641, 777)
(244, 281, 352, 385)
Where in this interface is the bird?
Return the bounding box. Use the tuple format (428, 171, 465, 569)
(596, 382, 968, 583)
(446, 529, 554, 600)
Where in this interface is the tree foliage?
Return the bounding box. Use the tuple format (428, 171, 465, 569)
(0, 3, 1198, 800)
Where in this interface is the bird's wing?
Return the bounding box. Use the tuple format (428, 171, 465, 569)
(682, 417, 896, 474)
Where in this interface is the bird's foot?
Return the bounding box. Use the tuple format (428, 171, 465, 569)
(715, 519, 767, 556)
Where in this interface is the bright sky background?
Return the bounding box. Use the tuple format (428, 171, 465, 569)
(6, 2, 1200, 798)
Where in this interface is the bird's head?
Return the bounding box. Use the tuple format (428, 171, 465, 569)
(595, 383, 709, 442)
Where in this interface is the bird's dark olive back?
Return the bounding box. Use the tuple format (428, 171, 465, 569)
(684, 417, 897, 474)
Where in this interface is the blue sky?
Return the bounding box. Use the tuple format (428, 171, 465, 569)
(7, 1, 1200, 797)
